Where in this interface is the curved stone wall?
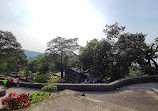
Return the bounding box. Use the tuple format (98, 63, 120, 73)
(0, 75, 158, 91)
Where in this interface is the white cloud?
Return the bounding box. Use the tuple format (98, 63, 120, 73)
(0, 0, 106, 52)
(23, 0, 105, 52)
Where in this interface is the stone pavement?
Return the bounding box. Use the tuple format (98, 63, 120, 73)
(0, 83, 158, 111)
(24, 83, 158, 111)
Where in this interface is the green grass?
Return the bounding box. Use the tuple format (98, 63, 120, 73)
(29, 91, 50, 104)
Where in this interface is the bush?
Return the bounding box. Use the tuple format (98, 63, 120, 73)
(35, 74, 50, 83)
(48, 74, 60, 83)
(1, 92, 30, 110)
(41, 85, 57, 92)
(29, 91, 49, 104)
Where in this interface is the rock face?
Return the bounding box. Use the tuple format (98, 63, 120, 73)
(0, 86, 6, 97)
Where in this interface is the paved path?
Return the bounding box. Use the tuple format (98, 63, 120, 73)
(23, 83, 158, 111)
(86, 90, 158, 111)
(0, 83, 157, 111)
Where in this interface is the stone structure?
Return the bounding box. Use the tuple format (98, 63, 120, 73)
(0, 75, 158, 91)
(65, 68, 88, 83)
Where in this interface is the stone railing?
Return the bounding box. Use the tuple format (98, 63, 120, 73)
(0, 75, 158, 91)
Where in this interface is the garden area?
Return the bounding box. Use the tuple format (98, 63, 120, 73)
(1, 23, 158, 85)
(0, 85, 57, 110)
(1, 22, 158, 110)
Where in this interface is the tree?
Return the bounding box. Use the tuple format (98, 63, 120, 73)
(67, 54, 79, 69)
(79, 39, 99, 71)
(142, 37, 158, 74)
(114, 33, 147, 79)
(79, 23, 151, 82)
(46, 36, 80, 77)
(28, 54, 44, 73)
(0, 31, 21, 50)
(103, 22, 125, 42)
(118, 34, 158, 75)
(27, 54, 50, 74)
(79, 39, 114, 82)
(0, 30, 28, 73)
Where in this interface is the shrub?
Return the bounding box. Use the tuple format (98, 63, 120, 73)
(41, 85, 57, 92)
(1, 92, 30, 110)
(29, 91, 49, 104)
(48, 74, 60, 83)
(35, 74, 50, 83)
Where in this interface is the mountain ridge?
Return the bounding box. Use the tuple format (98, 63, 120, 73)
(24, 49, 43, 57)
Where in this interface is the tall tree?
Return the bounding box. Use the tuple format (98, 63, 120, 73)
(0, 31, 21, 50)
(79, 23, 150, 82)
(103, 23, 147, 80)
(0, 30, 28, 73)
(28, 54, 45, 73)
(114, 33, 147, 79)
(79, 39, 114, 82)
(142, 37, 158, 74)
(46, 36, 80, 77)
(103, 22, 125, 43)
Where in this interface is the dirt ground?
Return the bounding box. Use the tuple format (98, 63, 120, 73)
(21, 83, 158, 111)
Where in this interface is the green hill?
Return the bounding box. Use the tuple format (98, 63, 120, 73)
(24, 50, 43, 58)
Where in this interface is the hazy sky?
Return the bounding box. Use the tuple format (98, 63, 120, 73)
(0, 0, 158, 52)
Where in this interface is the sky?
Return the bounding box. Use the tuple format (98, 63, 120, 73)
(0, 0, 158, 52)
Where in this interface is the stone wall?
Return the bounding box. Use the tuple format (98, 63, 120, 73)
(0, 75, 158, 91)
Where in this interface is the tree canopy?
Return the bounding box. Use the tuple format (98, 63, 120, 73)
(46, 36, 80, 77)
(1, 22, 158, 83)
(79, 22, 157, 82)
(0, 30, 28, 73)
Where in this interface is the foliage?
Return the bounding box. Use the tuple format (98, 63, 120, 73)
(34, 73, 50, 83)
(46, 53, 61, 72)
(111, 33, 147, 80)
(79, 23, 150, 82)
(48, 74, 60, 83)
(103, 22, 125, 41)
(29, 91, 49, 104)
(142, 37, 158, 74)
(28, 60, 38, 73)
(0, 30, 28, 73)
(41, 85, 57, 92)
(28, 54, 45, 73)
(67, 54, 79, 68)
(38, 62, 49, 74)
(24, 70, 32, 78)
(79, 39, 113, 82)
(1, 92, 30, 110)
(46, 36, 80, 77)
(128, 66, 142, 77)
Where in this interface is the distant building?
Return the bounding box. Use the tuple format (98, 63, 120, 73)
(65, 68, 88, 83)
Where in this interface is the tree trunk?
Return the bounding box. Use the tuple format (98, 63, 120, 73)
(148, 58, 151, 66)
(60, 53, 63, 78)
(61, 69, 63, 78)
(64, 56, 68, 75)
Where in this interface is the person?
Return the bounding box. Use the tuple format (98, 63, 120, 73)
(6, 76, 13, 88)
(17, 77, 20, 88)
(9, 76, 13, 86)
(6, 80, 10, 88)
